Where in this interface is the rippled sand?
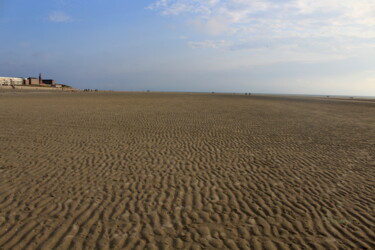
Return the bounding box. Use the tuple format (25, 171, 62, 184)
(0, 92, 374, 249)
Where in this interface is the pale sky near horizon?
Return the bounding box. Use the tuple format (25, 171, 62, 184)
(1, 0, 375, 95)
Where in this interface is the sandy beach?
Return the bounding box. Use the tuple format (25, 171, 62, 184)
(0, 91, 374, 249)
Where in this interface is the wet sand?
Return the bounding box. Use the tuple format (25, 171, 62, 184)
(0, 91, 374, 249)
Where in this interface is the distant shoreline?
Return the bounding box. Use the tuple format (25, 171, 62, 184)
(0, 85, 79, 92)
(90, 90, 375, 99)
(1, 87, 374, 102)
(80, 90, 375, 102)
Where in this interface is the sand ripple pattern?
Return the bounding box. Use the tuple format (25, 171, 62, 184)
(0, 92, 374, 249)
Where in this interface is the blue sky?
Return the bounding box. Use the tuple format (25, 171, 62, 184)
(1, 0, 375, 95)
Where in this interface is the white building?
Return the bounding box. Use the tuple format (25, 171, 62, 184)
(0, 77, 25, 86)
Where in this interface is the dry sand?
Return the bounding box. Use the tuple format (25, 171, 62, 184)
(0, 91, 374, 249)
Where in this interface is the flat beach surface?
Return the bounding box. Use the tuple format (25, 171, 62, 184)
(0, 91, 374, 249)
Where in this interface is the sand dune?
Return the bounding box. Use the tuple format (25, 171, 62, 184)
(0, 92, 374, 249)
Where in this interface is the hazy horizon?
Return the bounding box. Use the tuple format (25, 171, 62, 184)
(1, 0, 375, 96)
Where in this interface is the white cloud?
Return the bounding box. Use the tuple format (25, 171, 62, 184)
(187, 40, 230, 49)
(148, 0, 219, 15)
(188, 16, 228, 35)
(48, 11, 74, 23)
(147, 0, 375, 72)
(177, 36, 189, 40)
(148, 0, 375, 39)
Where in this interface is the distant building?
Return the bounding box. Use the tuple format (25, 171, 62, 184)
(42, 79, 55, 85)
(28, 78, 39, 85)
(0, 77, 25, 86)
(1, 73, 64, 88)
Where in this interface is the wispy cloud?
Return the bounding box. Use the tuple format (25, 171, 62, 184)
(188, 40, 230, 49)
(148, 0, 220, 16)
(48, 11, 74, 23)
(188, 17, 228, 35)
(149, 0, 375, 51)
(177, 36, 188, 40)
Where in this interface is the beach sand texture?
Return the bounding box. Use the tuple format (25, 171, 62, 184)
(0, 92, 374, 249)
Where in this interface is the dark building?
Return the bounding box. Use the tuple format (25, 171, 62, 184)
(42, 79, 56, 85)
